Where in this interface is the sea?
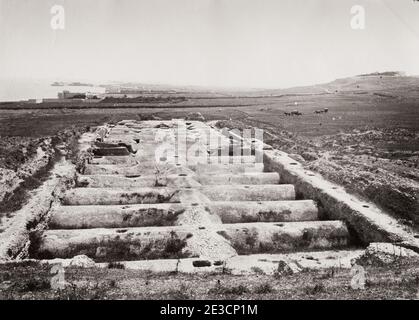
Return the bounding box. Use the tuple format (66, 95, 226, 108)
(0, 79, 106, 102)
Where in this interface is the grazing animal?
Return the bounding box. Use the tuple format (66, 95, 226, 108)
(314, 108, 329, 114)
(284, 112, 291, 116)
(290, 110, 302, 116)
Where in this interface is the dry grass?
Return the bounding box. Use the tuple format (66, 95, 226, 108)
(1, 259, 419, 300)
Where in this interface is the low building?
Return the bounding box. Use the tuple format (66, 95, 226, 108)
(58, 90, 86, 99)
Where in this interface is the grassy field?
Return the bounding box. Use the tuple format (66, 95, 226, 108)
(1, 259, 418, 300)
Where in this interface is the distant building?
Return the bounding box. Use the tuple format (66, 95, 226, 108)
(86, 92, 105, 100)
(58, 90, 86, 99)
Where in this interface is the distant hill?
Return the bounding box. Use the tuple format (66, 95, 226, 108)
(356, 71, 405, 77)
(96, 72, 419, 99)
(252, 72, 419, 99)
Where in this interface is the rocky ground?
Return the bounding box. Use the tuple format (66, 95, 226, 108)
(1, 109, 418, 232)
(0, 137, 54, 215)
(216, 119, 419, 230)
(0, 126, 88, 229)
(1, 254, 418, 300)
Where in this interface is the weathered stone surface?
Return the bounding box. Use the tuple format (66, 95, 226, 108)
(209, 200, 318, 223)
(191, 163, 264, 174)
(354, 242, 419, 266)
(76, 174, 201, 188)
(61, 188, 181, 205)
(201, 184, 295, 201)
(25, 119, 405, 277)
(91, 249, 364, 274)
(196, 172, 280, 185)
(216, 221, 349, 254)
(69, 255, 96, 268)
(264, 149, 419, 251)
(275, 260, 296, 275)
(89, 156, 138, 165)
(35, 226, 200, 261)
(0, 158, 76, 262)
(49, 204, 187, 229)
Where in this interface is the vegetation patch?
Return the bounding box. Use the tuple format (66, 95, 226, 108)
(208, 282, 250, 296)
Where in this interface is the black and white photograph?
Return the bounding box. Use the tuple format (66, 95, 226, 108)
(0, 0, 418, 308)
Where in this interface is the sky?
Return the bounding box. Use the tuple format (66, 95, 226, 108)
(0, 0, 419, 89)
